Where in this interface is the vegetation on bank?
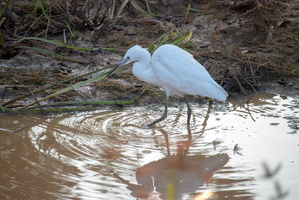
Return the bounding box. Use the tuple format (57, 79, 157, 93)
(0, 0, 298, 113)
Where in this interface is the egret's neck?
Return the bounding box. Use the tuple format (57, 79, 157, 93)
(132, 50, 158, 85)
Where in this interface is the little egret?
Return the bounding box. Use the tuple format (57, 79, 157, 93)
(108, 44, 228, 127)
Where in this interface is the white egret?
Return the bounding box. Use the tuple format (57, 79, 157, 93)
(109, 44, 228, 127)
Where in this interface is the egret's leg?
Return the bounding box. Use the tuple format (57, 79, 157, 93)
(185, 96, 192, 138)
(147, 95, 169, 127)
(185, 96, 192, 126)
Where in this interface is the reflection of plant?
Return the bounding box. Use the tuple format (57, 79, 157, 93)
(284, 115, 299, 134)
(262, 162, 289, 200)
(233, 144, 243, 156)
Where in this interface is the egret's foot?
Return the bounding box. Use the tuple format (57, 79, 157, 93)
(143, 124, 151, 128)
(143, 123, 155, 128)
(146, 118, 165, 128)
(146, 122, 156, 128)
(146, 113, 167, 128)
(146, 97, 168, 128)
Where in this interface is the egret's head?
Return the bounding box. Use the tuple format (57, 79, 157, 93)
(108, 45, 147, 77)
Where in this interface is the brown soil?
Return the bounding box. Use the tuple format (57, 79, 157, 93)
(0, 0, 299, 111)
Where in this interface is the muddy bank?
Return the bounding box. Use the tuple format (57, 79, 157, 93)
(0, 0, 299, 111)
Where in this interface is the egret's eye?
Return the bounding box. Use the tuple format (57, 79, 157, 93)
(127, 56, 130, 60)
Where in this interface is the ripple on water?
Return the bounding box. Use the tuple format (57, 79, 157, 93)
(0, 92, 298, 200)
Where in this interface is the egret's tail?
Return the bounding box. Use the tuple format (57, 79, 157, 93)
(201, 82, 228, 101)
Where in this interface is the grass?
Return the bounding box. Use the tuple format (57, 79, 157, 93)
(14, 36, 116, 63)
(1, 0, 298, 114)
(0, 0, 196, 114)
(0, 28, 194, 113)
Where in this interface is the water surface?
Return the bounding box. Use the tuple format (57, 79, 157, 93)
(0, 92, 298, 200)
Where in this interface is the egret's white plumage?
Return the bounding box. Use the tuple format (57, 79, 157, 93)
(109, 44, 228, 127)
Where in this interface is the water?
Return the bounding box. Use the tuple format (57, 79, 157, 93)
(0, 92, 298, 200)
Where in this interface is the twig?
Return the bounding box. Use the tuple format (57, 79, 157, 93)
(231, 72, 248, 95)
(2, 65, 113, 107)
(28, 87, 148, 110)
(240, 6, 257, 17)
(116, 0, 129, 18)
(245, 95, 256, 122)
(28, 88, 47, 116)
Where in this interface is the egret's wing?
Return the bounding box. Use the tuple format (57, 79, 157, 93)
(152, 45, 227, 100)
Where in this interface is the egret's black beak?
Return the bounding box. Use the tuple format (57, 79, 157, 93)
(108, 57, 129, 77)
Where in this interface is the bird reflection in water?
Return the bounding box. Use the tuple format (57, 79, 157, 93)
(113, 129, 229, 200)
(134, 152, 229, 200)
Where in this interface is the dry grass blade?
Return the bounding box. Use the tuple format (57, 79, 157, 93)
(2, 65, 114, 108)
(170, 30, 192, 45)
(108, 0, 116, 19)
(16, 71, 109, 110)
(116, 0, 130, 18)
(13, 61, 143, 112)
(14, 62, 131, 111)
(231, 72, 248, 95)
(129, 0, 147, 15)
(148, 29, 194, 52)
(28, 88, 47, 116)
(32, 87, 148, 109)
